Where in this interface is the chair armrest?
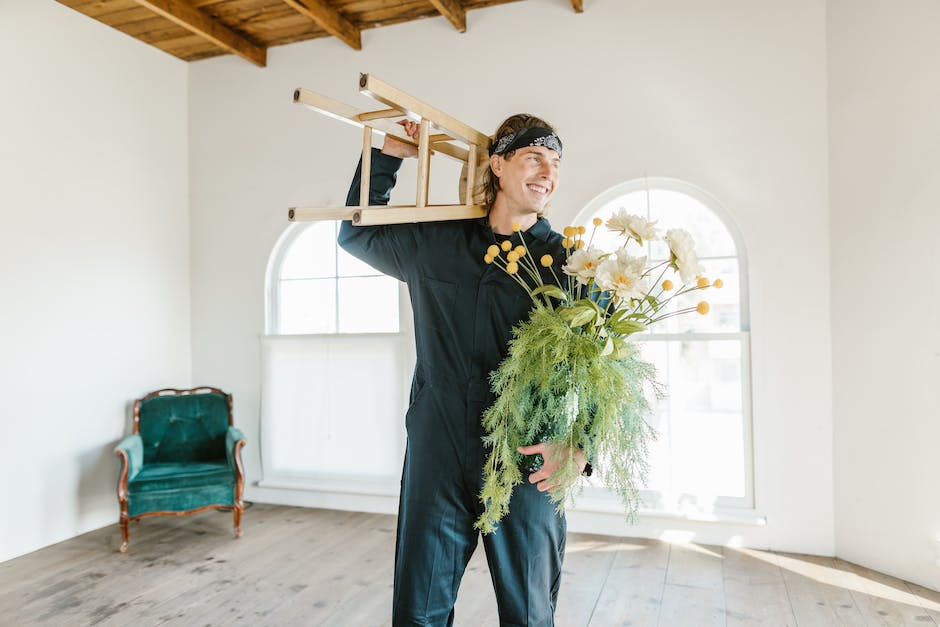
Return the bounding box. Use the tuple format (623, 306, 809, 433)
(114, 434, 143, 481)
(226, 426, 246, 471)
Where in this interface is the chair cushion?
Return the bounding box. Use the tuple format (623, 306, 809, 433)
(127, 484, 235, 518)
(128, 461, 234, 493)
(138, 393, 230, 463)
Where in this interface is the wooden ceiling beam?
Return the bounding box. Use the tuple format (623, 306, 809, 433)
(281, 0, 362, 51)
(572, 0, 584, 13)
(427, 0, 466, 32)
(131, 0, 266, 66)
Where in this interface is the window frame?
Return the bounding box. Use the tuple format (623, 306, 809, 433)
(574, 176, 755, 512)
(264, 220, 402, 336)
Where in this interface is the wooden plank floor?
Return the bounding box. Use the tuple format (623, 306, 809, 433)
(1, 503, 938, 626)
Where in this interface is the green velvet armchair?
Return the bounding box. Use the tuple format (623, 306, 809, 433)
(114, 387, 246, 552)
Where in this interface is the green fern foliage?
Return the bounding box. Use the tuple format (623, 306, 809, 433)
(475, 303, 661, 534)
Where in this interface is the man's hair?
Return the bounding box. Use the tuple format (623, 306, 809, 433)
(479, 114, 558, 210)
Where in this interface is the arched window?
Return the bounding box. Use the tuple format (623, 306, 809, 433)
(259, 221, 407, 491)
(266, 220, 399, 335)
(575, 178, 753, 513)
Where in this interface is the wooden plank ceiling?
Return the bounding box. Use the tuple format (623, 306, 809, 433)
(56, 0, 586, 67)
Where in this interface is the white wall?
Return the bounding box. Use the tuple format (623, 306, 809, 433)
(830, 0, 940, 591)
(189, 0, 833, 554)
(0, 1, 191, 562)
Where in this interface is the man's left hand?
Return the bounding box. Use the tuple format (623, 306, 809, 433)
(517, 443, 587, 492)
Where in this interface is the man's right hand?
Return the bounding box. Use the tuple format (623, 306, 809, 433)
(381, 120, 421, 159)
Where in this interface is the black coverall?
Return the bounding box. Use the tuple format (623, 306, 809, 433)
(339, 149, 569, 627)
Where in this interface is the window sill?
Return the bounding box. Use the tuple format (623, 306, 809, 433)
(570, 495, 766, 526)
(256, 475, 400, 497)
(261, 332, 403, 339)
(256, 478, 766, 527)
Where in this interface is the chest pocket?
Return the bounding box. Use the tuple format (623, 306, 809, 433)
(489, 277, 535, 337)
(414, 275, 458, 334)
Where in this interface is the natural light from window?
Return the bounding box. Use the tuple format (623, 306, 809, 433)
(274, 221, 400, 335)
(261, 220, 407, 490)
(576, 180, 752, 513)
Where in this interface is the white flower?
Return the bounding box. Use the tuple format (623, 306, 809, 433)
(605, 208, 660, 244)
(562, 246, 604, 286)
(595, 252, 649, 302)
(665, 229, 704, 283)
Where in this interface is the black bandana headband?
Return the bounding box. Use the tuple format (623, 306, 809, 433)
(488, 127, 563, 159)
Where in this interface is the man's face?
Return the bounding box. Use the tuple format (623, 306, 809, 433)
(491, 146, 560, 214)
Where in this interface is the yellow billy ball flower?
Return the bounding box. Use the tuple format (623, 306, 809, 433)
(593, 217, 603, 227)
(577, 225, 586, 235)
(506, 261, 519, 275)
(487, 244, 500, 257)
(484, 254, 494, 264)
(563, 226, 576, 238)
(562, 238, 573, 249)
(506, 251, 519, 263)
(696, 276, 710, 288)
(576, 239, 585, 250)
(662, 279, 674, 291)
(511, 221, 522, 232)
(713, 278, 724, 288)
(514, 245, 526, 257)
(540, 254, 553, 267)
(696, 301, 710, 315)
(501, 240, 513, 252)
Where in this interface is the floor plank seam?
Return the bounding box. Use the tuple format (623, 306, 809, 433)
(775, 551, 801, 627)
(584, 538, 620, 625)
(718, 546, 728, 627)
(903, 580, 940, 626)
(654, 542, 672, 627)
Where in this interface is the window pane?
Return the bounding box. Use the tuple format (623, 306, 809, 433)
(646, 190, 736, 259)
(588, 190, 652, 234)
(579, 212, 632, 253)
(278, 278, 336, 334)
(337, 276, 400, 333)
(644, 258, 741, 334)
(574, 181, 750, 513)
(580, 189, 736, 261)
(261, 336, 405, 480)
(337, 238, 384, 277)
(638, 338, 747, 501)
(280, 221, 336, 279)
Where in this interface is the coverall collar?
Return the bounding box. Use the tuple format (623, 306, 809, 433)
(478, 216, 554, 242)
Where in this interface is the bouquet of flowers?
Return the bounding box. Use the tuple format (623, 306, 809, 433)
(475, 210, 721, 533)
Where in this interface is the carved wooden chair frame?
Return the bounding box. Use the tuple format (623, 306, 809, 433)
(116, 386, 246, 552)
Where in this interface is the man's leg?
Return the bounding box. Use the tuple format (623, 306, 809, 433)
(480, 481, 566, 627)
(393, 449, 479, 626)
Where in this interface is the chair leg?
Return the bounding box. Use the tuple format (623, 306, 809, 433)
(119, 511, 130, 552)
(233, 503, 243, 538)
(233, 465, 245, 538)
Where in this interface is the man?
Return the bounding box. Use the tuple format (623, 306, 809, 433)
(339, 114, 587, 626)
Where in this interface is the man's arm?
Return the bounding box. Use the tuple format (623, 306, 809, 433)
(337, 126, 422, 282)
(342, 148, 403, 208)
